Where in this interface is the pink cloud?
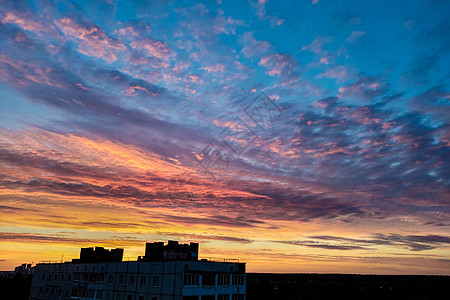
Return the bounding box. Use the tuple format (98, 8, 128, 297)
(55, 17, 126, 63)
(130, 38, 172, 61)
(0, 54, 62, 88)
(259, 53, 297, 77)
(338, 77, 387, 100)
(1, 12, 46, 32)
(251, 0, 284, 27)
(125, 85, 160, 97)
(117, 26, 140, 37)
(301, 36, 333, 54)
(200, 64, 225, 73)
(115, 21, 151, 39)
(213, 13, 246, 35)
(240, 32, 270, 58)
(318, 66, 350, 81)
(1, 11, 61, 39)
(320, 56, 330, 65)
(346, 31, 365, 43)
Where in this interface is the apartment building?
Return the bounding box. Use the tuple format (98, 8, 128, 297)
(29, 241, 245, 300)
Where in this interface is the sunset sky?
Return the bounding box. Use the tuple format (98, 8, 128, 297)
(1, 0, 449, 275)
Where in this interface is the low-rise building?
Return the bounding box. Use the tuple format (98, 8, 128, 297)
(29, 241, 245, 300)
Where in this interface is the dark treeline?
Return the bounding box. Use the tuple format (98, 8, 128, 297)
(247, 273, 450, 300)
(0, 274, 32, 300)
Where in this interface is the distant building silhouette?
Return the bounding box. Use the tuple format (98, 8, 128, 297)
(11, 263, 34, 278)
(29, 241, 245, 300)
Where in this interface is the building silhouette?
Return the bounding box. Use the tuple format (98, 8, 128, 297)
(29, 241, 245, 300)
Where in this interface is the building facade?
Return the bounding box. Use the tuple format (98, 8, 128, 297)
(29, 241, 245, 300)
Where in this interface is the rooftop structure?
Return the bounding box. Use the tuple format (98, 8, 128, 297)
(140, 241, 199, 262)
(73, 247, 124, 263)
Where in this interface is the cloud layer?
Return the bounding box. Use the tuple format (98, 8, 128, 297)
(0, 0, 449, 274)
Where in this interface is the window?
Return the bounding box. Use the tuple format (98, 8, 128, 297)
(139, 296, 144, 300)
(116, 294, 122, 300)
(54, 274, 58, 281)
(107, 293, 111, 300)
(58, 289, 62, 296)
(68, 274, 71, 282)
(218, 295, 229, 300)
(232, 295, 244, 300)
(65, 290, 68, 297)
(218, 274, 230, 286)
(232, 275, 244, 286)
(108, 274, 114, 285)
(61, 274, 64, 281)
(202, 274, 215, 286)
(79, 290, 87, 297)
(45, 288, 49, 296)
(41, 274, 45, 280)
(127, 295, 133, 300)
(39, 287, 43, 295)
(118, 275, 124, 285)
(49, 274, 52, 281)
(51, 288, 55, 297)
(153, 276, 159, 287)
(140, 276, 146, 286)
(183, 274, 199, 286)
(129, 275, 134, 285)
